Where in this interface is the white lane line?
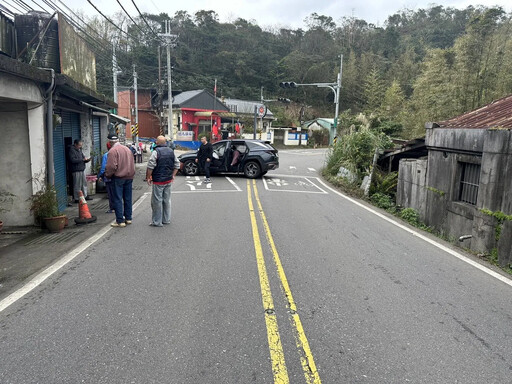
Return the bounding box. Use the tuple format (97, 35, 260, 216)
(225, 177, 242, 191)
(308, 168, 316, 172)
(262, 177, 270, 191)
(314, 177, 512, 288)
(305, 177, 328, 194)
(173, 190, 240, 194)
(0, 193, 151, 314)
(289, 166, 297, 170)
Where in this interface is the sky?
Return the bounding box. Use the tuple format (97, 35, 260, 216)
(34, 0, 512, 29)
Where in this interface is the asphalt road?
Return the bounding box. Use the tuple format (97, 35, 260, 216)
(0, 148, 511, 383)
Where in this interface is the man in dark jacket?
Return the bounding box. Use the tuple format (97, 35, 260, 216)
(195, 136, 213, 183)
(146, 136, 179, 227)
(68, 139, 91, 202)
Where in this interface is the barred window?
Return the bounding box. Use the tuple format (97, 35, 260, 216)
(459, 162, 480, 205)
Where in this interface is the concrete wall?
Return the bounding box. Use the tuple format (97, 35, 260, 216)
(0, 73, 45, 225)
(471, 129, 512, 253)
(417, 126, 512, 253)
(81, 112, 93, 175)
(0, 103, 34, 225)
(397, 159, 427, 220)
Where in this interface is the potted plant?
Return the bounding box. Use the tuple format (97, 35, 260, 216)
(29, 184, 67, 233)
(0, 189, 15, 233)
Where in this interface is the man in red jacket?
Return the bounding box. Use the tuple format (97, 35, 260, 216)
(105, 134, 135, 227)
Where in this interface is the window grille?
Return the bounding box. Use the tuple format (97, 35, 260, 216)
(459, 162, 480, 205)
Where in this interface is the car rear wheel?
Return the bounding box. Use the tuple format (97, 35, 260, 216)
(244, 161, 261, 178)
(183, 160, 199, 176)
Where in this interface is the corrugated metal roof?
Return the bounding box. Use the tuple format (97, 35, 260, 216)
(223, 98, 274, 117)
(437, 94, 512, 129)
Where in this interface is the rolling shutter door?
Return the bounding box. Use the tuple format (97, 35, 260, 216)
(92, 117, 101, 171)
(53, 118, 67, 212)
(54, 111, 81, 211)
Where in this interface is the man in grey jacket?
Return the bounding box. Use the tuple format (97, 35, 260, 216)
(68, 139, 91, 203)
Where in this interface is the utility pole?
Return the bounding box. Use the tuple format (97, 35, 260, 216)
(133, 64, 139, 145)
(158, 20, 177, 140)
(333, 54, 343, 143)
(158, 45, 163, 135)
(112, 39, 122, 112)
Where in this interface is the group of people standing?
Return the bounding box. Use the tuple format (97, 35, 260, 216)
(95, 135, 179, 228)
(71, 134, 212, 229)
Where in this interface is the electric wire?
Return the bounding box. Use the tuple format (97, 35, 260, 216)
(86, 0, 135, 41)
(3, 0, 24, 13)
(12, 0, 32, 12)
(130, 0, 159, 38)
(0, 5, 15, 17)
(54, 0, 114, 43)
(40, 0, 113, 63)
(115, 0, 154, 41)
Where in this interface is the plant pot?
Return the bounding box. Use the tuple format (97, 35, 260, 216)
(86, 175, 97, 196)
(43, 215, 67, 233)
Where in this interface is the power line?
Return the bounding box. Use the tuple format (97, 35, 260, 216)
(42, 0, 113, 62)
(12, 0, 32, 12)
(87, 0, 133, 40)
(0, 4, 15, 17)
(130, 0, 159, 38)
(54, 0, 112, 43)
(115, 0, 151, 40)
(3, 0, 24, 13)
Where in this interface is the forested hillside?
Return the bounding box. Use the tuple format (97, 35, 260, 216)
(87, 6, 512, 138)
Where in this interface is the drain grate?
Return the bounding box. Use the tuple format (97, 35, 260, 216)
(25, 230, 84, 246)
(90, 202, 110, 210)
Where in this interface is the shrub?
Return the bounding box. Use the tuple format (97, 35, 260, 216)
(400, 208, 420, 226)
(370, 192, 396, 212)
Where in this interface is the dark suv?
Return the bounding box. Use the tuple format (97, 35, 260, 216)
(178, 139, 279, 178)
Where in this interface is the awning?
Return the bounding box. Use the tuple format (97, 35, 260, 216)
(217, 112, 237, 118)
(194, 111, 237, 118)
(194, 111, 214, 117)
(110, 113, 131, 124)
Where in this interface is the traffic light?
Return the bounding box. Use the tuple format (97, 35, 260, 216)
(279, 81, 298, 88)
(277, 97, 291, 103)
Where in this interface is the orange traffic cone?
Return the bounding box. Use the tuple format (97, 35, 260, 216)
(74, 191, 97, 224)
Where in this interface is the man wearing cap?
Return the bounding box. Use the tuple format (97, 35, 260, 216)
(105, 134, 135, 227)
(146, 136, 179, 227)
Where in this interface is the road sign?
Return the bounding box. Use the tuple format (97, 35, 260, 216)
(257, 105, 267, 118)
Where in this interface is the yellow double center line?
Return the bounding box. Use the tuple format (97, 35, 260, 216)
(247, 180, 321, 384)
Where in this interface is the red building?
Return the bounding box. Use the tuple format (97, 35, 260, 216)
(117, 89, 160, 139)
(169, 90, 233, 141)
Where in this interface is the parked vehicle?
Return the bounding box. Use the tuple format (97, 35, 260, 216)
(178, 139, 279, 178)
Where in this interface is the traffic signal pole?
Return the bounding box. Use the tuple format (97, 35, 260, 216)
(279, 54, 343, 145)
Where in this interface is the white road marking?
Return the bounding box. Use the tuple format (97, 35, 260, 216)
(0, 193, 151, 313)
(314, 177, 512, 289)
(308, 168, 316, 172)
(262, 176, 327, 194)
(226, 177, 242, 191)
(289, 166, 297, 170)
